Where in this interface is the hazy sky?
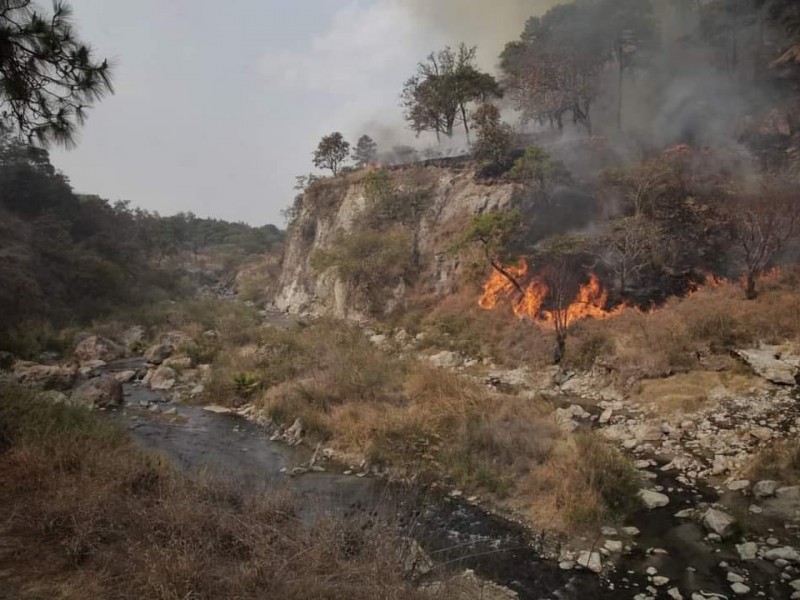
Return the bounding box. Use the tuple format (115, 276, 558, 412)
(50, 1, 554, 226)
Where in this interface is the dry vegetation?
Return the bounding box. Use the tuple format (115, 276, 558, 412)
(197, 315, 642, 534)
(748, 439, 800, 484)
(402, 269, 800, 386)
(0, 382, 445, 600)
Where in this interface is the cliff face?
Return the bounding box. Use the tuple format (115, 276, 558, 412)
(273, 166, 518, 319)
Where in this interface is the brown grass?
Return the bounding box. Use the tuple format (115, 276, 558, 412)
(630, 370, 766, 416)
(747, 439, 800, 484)
(0, 383, 444, 600)
(524, 432, 642, 532)
(253, 334, 641, 533)
(409, 273, 800, 386)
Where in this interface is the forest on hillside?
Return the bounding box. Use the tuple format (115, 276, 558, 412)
(0, 136, 283, 356)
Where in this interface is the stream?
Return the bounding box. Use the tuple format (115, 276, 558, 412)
(109, 359, 606, 600)
(107, 358, 792, 599)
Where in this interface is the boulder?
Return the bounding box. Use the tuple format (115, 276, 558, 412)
(639, 489, 670, 509)
(74, 335, 122, 363)
(727, 480, 750, 492)
(428, 350, 462, 369)
(13, 362, 77, 390)
(702, 508, 736, 538)
(70, 375, 123, 409)
(736, 542, 758, 561)
(114, 370, 137, 384)
(143, 343, 173, 365)
(160, 331, 193, 350)
(752, 480, 777, 499)
(203, 405, 232, 415)
(162, 356, 193, 370)
(149, 366, 177, 390)
(576, 550, 603, 573)
(765, 546, 800, 563)
(735, 346, 800, 385)
(634, 422, 664, 442)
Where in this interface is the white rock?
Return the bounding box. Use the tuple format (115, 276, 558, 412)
(622, 526, 640, 536)
(604, 540, 623, 553)
(702, 508, 736, 538)
(576, 550, 602, 573)
(752, 480, 778, 499)
(667, 587, 683, 600)
(428, 350, 462, 369)
(653, 576, 669, 586)
(203, 405, 232, 414)
(730, 582, 750, 595)
(727, 480, 750, 492)
(727, 572, 744, 583)
(599, 408, 613, 424)
(639, 489, 670, 509)
(765, 546, 800, 563)
(735, 542, 758, 561)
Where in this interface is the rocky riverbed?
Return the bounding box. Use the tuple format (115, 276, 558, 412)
(6, 318, 800, 599)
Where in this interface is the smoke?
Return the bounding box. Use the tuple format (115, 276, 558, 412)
(403, 0, 562, 70)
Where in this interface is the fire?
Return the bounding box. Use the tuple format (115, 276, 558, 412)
(479, 260, 528, 310)
(478, 260, 625, 328)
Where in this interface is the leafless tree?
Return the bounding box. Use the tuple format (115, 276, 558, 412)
(597, 216, 662, 292)
(730, 175, 800, 299)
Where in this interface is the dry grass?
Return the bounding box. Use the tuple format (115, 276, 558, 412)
(410, 272, 800, 386)
(252, 332, 641, 532)
(523, 432, 642, 532)
(747, 439, 800, 484)
(630, 370, 766, 416)
(0, 382, 444, 600)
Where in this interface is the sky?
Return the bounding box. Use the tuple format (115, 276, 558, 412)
(50, 1, 556, 226)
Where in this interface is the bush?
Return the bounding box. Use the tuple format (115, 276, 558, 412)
(311, 229, 413, 313)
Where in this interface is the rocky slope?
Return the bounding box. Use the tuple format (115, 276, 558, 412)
(273, 166, 516, 318)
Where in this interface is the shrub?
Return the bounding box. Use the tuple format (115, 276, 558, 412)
(311, 228, 413, 313)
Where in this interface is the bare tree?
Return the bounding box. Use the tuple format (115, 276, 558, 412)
(539, 255, 583, 364)
(729, 176, 800, 299)
(597, 216, 661, 292)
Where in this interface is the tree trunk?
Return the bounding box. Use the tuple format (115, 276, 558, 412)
(489, 258, 525, 297)
(553, 333, 566, 365)
(617, 60, 624, 130)
(461, 103, 471, 146)
(745, 271, 758, 300)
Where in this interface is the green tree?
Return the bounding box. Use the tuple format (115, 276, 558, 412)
(402, 44, 500, 143)
(507, 147, 572, 203)
(0, 1, 114, 146)
(313, 132, 350, 176)
(351, 135, 378, 167)
(471, 103, 514, 166)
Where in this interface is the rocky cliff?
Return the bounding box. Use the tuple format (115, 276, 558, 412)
(273, 166, 518, 319)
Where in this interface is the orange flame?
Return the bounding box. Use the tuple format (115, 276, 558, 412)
(479, 260, 625, 328)
(479, 260, 528, 310)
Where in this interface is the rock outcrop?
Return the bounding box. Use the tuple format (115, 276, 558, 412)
(273, 168, 517, 317)
(74, 335, 122, 363)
